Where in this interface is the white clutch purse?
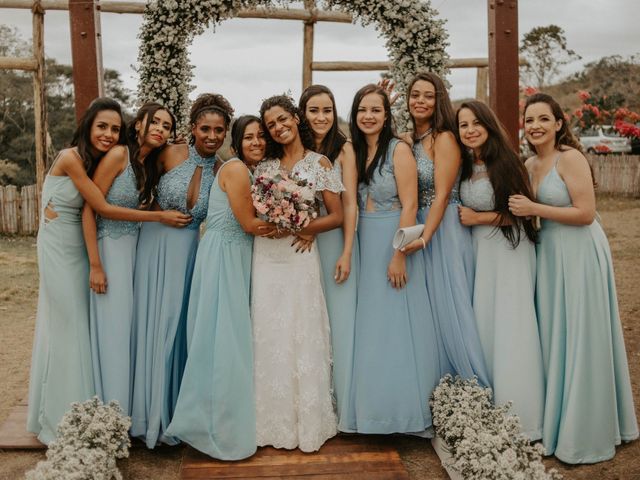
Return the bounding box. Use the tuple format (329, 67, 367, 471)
(392, 224, 424, 250)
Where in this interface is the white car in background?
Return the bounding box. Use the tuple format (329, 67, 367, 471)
(578, 126, 632, 154)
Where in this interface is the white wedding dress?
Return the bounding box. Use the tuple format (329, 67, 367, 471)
(251, 152, 341, 452)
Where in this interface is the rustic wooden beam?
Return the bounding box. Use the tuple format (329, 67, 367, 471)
(0, 56, 38, 70)
(312, 61, 391, 71)
(475, 67, 489, 103)
(488, 0, 519, 147)
(32, 0, 47, 211)
(302, 0, 315, 90)
(68, 0, 103, 121)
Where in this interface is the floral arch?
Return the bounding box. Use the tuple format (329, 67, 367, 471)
(137, 0, 449, 129)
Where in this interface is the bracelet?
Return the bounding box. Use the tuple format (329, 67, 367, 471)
(419, 237, 426, 249)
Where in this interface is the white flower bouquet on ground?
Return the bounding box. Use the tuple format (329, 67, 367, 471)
(430, 375, 562, 480)
(26, 397, 131, 480)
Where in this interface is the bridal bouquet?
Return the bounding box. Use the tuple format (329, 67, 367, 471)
(252, 172, 318, 232)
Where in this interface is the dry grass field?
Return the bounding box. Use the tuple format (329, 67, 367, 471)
(0, 195, 638, 479)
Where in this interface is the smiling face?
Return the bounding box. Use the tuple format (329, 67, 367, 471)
(138, 109, 173, 149)
(304, 93, 335, 140)
(408, 79, 437, 123)
(523, 102, 562, 149)
(458, 107, 489, 155)
(241, 121, 266, 165)
(192, 112, 227, 157)
(356, 92, 387, 137)
(89, 109, 122, 155)
(263, 106, 300, 145)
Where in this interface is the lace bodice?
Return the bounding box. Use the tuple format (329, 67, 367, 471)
(157, 145, 217, 230)
(204, 158, 253, 244)
(460, 162, 495, 212)
(97, 156, 140, 239)
(357, 138, 402, 212)
(413, 140, 461, 208)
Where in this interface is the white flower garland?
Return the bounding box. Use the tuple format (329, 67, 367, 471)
(26, 397, 131, 480)
(430, 375, 562, 480)
(137, 0, 449, 130)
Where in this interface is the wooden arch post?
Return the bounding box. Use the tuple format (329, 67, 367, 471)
(488, 0, 519, 148)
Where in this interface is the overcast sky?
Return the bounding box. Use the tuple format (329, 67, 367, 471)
(2, 0, 639, 118)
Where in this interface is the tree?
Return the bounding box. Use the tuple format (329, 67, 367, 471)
(520, 25, 581, 89)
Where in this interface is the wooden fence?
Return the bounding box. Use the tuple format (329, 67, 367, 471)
(1, 154, 638, 235)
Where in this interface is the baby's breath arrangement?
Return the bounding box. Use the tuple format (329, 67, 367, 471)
(137, 0, 449, 131)
(26, 397, 131, 480)
(430, 375, 562, 480)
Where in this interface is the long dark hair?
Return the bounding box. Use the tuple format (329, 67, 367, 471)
(127, 102, 176, 206)
(457, 101, 537, 247)
(70, 97, 126, 178)
(406, 72, 456, 140)
(189, 93, 234, 145)
(299, 84, 346, 163)
(231, 115, 261, 162)
(349, 84, 396, 185)
(524, 93, 596, 187)
(259, 95, 315, 159)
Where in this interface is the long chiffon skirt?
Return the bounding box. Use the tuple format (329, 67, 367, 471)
(90, 234, 137, 415)
(130, 222, 198, 448)
(418, 205, 490, 387)
(471, 225, 544, 439)
(166, 230, 256, 460)
(537, 220, 638, 463)
(342, 210, 440, 434)
(317, 228, 358, 428)
(27, 219, 94, 444)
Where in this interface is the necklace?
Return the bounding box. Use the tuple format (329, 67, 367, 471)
(414, 127, 433, 142)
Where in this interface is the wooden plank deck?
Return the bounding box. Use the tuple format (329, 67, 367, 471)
(180, 435, 410, 479)
(0, 403, 45, 449)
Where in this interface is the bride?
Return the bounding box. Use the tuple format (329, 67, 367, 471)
(252, 95, 343, 452)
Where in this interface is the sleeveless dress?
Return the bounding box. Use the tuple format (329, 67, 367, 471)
(252, 151, 340, 452)
(315, 158, 358, 428)
(535, 157, 638, 463)
(90, 152, 140, 415)
(130, 145, 216, 448)
(166, 159, 256, 460)
(27, 173, 95, 444)
(460, 163, 544, 439)
(341, 138, 440, 435)
(414, 141, 490, 386)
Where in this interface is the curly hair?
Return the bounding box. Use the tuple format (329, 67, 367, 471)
(189, 93, 234, 144)
(259, 94, 315, 159)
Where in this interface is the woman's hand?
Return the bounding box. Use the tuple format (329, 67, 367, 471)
(399, 237, 425, 255)
(159, 210, 192, 228)
(387, 252, 408, 289)
(89, 265, 108, 294)
(334, 252, 351, 284)
(377, 78, 400, 106)
(508, 194, 538, 217)
(292, 233, 315, 253)
(458, 205, 478, 226)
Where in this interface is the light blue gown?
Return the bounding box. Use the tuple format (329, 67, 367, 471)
(460, 163, 544, 440)
(342, 138, 440, 435)
(166, 159, 256, 460)
(535, 157, 638, 463)
(130, 146, 216, 448)
(414, 141, 490, 387)
(316, 159, 358, 427)
(27, 173, 95, 445)
(90, 154, 140, 415)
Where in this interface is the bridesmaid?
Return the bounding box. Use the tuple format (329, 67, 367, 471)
(130, 93, 234, 448)
(166, 115, 272, 460)
(342, 84, 440, 435)
(27, 98, 190, 444)
(510, 93, 638, 463)
(399, 72, 490, 386)
(456, 100, 544, 439)
(82, 102, 176, 415)
(299, 85, 358, 427)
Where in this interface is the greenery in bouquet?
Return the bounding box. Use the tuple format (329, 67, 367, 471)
(430, 375, 562, 480)
(26, 397, 131, 480)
